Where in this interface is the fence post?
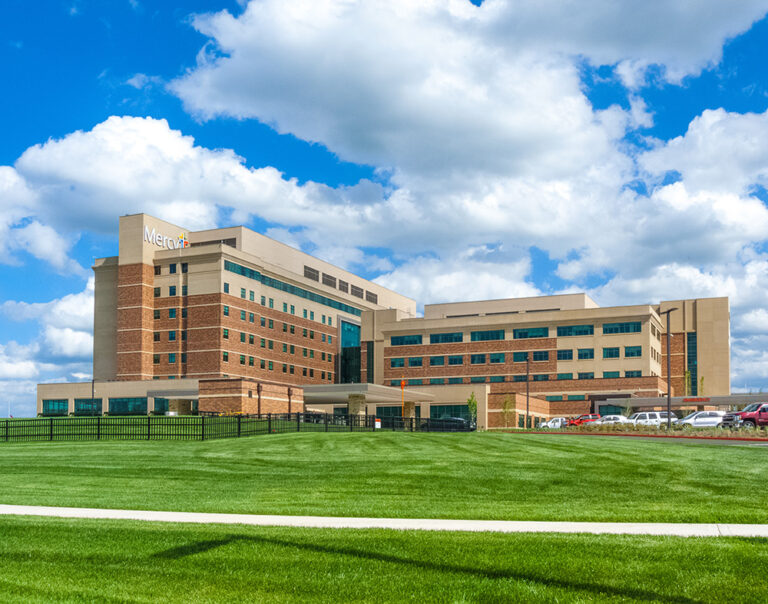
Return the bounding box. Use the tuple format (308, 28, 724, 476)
(201, 415, 205, 441)
(268, 413, 271, 434)
(97, 416, 101, 440)
(325, 413, 328, 432)
(297, 412, 300, 432)
(238, 415, 242, 438)
(147, 415, 151, 440)
(5, 419, 8, 442)
(49, 417, 54, 441)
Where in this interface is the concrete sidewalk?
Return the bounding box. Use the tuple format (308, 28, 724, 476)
(1, 504, 767, 537)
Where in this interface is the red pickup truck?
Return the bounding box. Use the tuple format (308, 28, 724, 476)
(721, 403, 768, 429)
(568, 414, 600, 426)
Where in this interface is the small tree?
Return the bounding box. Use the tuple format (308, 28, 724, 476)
(501, 395, 513, 427)
(684, 370, 691, 396)
(699, 376, 705, 395)
(467, 392, 478, 425)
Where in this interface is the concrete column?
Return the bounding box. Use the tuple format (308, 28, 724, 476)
(403, 401, 416, 419)
(348, 393, 367, 416)
(169, 399, 192, 415)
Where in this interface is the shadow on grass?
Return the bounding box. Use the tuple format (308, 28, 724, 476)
(154, 535, 704, 603)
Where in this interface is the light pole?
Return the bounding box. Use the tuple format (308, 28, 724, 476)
(659, 308, 678, 430)
(525, 353, 530, 429)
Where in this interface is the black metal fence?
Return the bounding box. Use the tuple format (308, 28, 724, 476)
(0, 413, 473, 443)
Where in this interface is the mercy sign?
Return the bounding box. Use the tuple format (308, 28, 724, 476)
(144, 226, 189, 250)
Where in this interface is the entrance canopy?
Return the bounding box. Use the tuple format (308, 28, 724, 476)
(303, 383, 434, 405)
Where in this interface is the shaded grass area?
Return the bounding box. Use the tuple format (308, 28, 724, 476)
(1, 432, 767, 523)
(1, 516, 767, 603)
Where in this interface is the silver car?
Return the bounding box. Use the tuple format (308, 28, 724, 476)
(594, 414, 630, 424)
(542, 417, 569, 429)
(628, 411, 678, 426)
(679, 410, 725, 428)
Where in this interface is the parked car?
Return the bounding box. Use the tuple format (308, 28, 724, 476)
(721, 403, 768, 429)
(593, 414, 630, 424)
(679, 410, 726, 428)
(627, 411, 678, 427)
(568, 414, 600, 426)
(542, 417, 569, 429)
(423, 417, 476, 432)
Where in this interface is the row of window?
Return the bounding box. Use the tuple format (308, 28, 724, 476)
(389, 322, 645, 346)
(224, 330, 334, 361)
(223, 283, 336, 326)
(154, 307, 186, 319)
(221, 306, 333, 341)
(389, 346, 643, 368)
(388, 370, 644, 386)
(43, 397, 196, 416)
(303, 265, 378, 304)
(154, 285, 188, 297)
(225, 260, 362, 316)
(218, 353, 334, 380)
(154, 263, 188, 275)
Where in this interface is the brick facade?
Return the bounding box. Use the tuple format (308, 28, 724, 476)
(198, 378, 304, 415)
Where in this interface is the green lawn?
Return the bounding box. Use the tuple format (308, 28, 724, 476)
(2, 432, 767, 523)
(1, 516, 766, 603)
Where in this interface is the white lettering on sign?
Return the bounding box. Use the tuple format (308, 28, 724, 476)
(144, 226, 189, 250)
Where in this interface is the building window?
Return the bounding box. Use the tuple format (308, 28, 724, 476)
(261, 360, 266, 369)
(290, 305, 295, 315)
(241, 288, 246, 299)
(513, 327, 548, 339)
(391, 335, 422, 346)
(321, 315, 326, 325)
(169, 353, 176, 364)
(490, 353, 505, 364)
(269, 298, 274, 309)
(168, 331, 176, 341)
(429, 332, 463, 344)
(577, 348, 594, 360)
(222, 352, 229, 362)
(249, 313, 255, 323)
(430, 356, 445, 366)
(557, 349, 572, 360)
(249, 291, 255, 301)
(153, 309, 161, 319)
(41, 399, 69, 416)
(322, 273, 337, 288)
(309, 349, 313, 357)
(533, 374, 548, 381)
(470, 376, 486, 383)
(269, 361, 274, 371)
(447, 377, 463, 384)
(471, 329, 505, 342)
(338, 280, 349, 293)
(365, 291, 378, 304)
(687, 332, 698, 395)
(408, 357, 423, 367)
(181, 331, 187, 341)
(261, 339, 266, 348)
(223, 329, 229, 340)
(557, 373, 573, 380)
(568, 395, 586, 401)
(290, 345, 295, 354)
(261, 296, 266, 305)
(249, 356, 254, 367)
(513, 375, 527, 382)
(153, 354, 160, 364)
(181, 353, 187, 364)
(283, 302, 288, 312)
(532, 351, 548, 362)
(269, 341, 274, 350)
(224, 283, 230, 294)
(309, 330, 314, 339)
(269, 319, 274, 329)
(625, 346, 642, 358)
(546, 396, 563, 402)
(283, 322, 288, 333)
(408, 379, 422, 385)
(240, 310, 246, 321)
(556, 325, 594, 337)
(169, 264, 176, 274)
(578, 372, 594, 380)
(240, 355, 246, 365)
(430, 378, 445, 385)
(448, 355, 463, 365)
(283, 343, 288, 353)
(603, 347, 620, 359)
(310, 311, 314, 320)
(223, 306, 229, 317)
(489, 376, 504, 383)
(240, 332, 246, 343)
(470, 354, 486, 364)
(303, 309, 308, 319)
(249, 334, 254, 345)
(181, 263, 188, 274)
(513, 352, 528, 363)
(153, 332, 160, 342)
(153, 287, 160, 298)
(154, 265, 161, 276)
(168, 308, 176, 319)
(182, 285, 188, 296)
(625, 370, 642, 378)
(603, 321, 642, 334)
(603, 371, 620, 378)
(108, 397, 147, 415)
(181, 308, 187, 318)
(328, 335, 332, 344)
(350, 285, 364, 298)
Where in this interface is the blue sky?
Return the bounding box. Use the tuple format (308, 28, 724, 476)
(3, 0, 768, 415)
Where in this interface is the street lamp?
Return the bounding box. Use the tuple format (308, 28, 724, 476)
(525, 353, 530, 429)
(658, 307, 678, 430)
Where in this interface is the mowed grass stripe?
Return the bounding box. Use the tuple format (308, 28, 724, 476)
(1, 516, 767, 603)
(1, 432, 766, 523)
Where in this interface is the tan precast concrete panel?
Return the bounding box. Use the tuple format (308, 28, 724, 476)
(93, 257, 119, 380)
(118, 214, 191, 266)
(694, 297, 730, 396)
(423, 293, 599, 319)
